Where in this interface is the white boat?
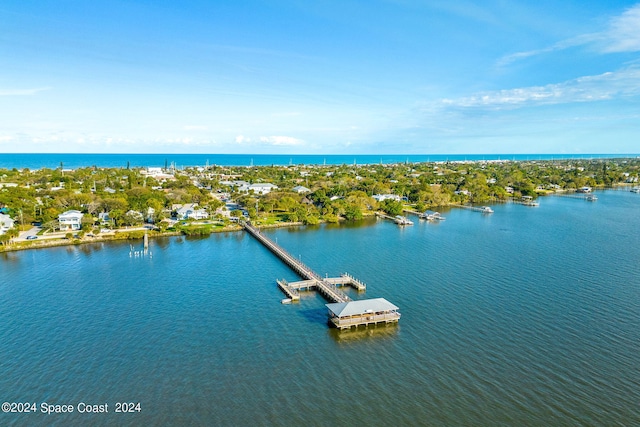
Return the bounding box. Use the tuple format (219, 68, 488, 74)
(419, 210, 446, 221)
(394, 215, 414, 225)
(585, 195, 598, 201)
(631, 187, 640, 193)
(480, 206, 494, 213)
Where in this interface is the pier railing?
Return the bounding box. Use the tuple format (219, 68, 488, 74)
(243, 222, 350, 303)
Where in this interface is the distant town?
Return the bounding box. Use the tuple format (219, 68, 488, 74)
(1, 158, 639, 250)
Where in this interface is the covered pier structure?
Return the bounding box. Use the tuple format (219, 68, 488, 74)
(326, 298, 401, 330)
(243, 222, 400, 328)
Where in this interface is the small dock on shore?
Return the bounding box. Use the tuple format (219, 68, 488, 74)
(376, 212, 414, 225)
(243, 222, 400, 329)
(512, 196, 540, 206)
(402, 208, 421, 216)
(403, 208, 446, 221)
(453, 204, 494, 213)
(555, 193, 598, 201)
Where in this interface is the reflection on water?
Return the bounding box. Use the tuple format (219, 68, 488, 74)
(329, 323, 399, 343)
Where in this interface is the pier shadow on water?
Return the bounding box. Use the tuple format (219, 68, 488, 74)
(328, 323, 399, 343)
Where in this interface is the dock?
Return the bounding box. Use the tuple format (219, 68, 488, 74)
(244, 222, 350, 303)
(555, 193, 598, 201)
(453, 204, 494, 213)
(402, 208, 421, 216)
(512, 196, 540, 206)
(402, 208, 447, 221)
(243, 222, 400, 329)
(376, 212, 414, 225)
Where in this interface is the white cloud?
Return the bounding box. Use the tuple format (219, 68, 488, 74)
(499, 4, 640, 66)
(0, 135, 13, 142)
(599, 4, 640, 52)
(235, 135, 251, 143)
(0, 87, 51, 96)
(441, 66, 640, 109)
(259, 135, 304, 146)
(184, 125, 208, 131)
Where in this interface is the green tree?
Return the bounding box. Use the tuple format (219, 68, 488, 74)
(343, 203, 363, 220)
(381, 199, 403, 216)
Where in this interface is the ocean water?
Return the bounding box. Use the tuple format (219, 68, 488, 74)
(1, 189, 639, 426)
(0, 153, 636, 170)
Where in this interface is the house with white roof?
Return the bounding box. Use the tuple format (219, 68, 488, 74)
(175, 204, 209, 220)
(0, 213, 15, 235)
(247, 183, 278, 195)
(292, 185, 311, 194)
(372, 194, 401, 202)
(58, 210, 84, 231)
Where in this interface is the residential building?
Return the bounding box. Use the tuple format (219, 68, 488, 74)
(292, 185, 311, 194)
(247, 183, 278, 195)
(59, 210, 84, 231)
(0, 213, 14, 235)
(372, 194, 401, 202)
(98, 212, 111, 224)
(175, 204, 209, 220)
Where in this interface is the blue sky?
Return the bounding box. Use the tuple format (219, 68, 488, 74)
(1, 0, 640, 154)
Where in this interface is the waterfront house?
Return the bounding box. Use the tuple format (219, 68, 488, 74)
(98, 212, 111, 225)
(58, 210, 84, 231)
(0, 213, 14, 235)
(372, 194, 401, 202)
(175, 204, 209, 220)
(146, 207, 156, 223)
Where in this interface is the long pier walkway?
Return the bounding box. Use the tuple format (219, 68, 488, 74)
(452, 204, 494, 213)
(243, 222, 351, 303)
(555, 193, 598, 201)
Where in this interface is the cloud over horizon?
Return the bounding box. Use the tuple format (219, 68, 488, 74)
(441, 66, 640, 110)
(498, 3, 640, 66)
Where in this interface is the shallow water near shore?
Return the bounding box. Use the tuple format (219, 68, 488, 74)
(2, 189, 640, 426)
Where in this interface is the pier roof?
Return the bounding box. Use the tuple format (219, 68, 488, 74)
(326, 298, 398, 317)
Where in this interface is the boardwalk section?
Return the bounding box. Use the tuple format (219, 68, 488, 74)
(243, 222, 400, 329)
(452, 204, 494, 213)
(376, 212, 414, 225)
(243, 222, 350, 303)
(555, 193, 598, 201)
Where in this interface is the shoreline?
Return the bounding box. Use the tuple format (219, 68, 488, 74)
(1, 184, 635, 254)
(0, 221, 312, 254)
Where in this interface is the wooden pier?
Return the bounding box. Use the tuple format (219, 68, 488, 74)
(243, 222, 350, 303)
(555, 193, 598, 201)
(243, 222, 400, 329)
(453, 204, 494, 213)
(376, 212, 414, 225)
(512, 196, 540, 206)
(402, 208, 421, 216)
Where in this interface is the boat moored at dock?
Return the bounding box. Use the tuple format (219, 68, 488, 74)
(394, 215, 414, 225)
(420, 210, 446, 221)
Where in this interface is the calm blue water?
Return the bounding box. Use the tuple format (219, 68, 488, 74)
(1, 153, 637, 169)
(1, 189, 640, 426)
